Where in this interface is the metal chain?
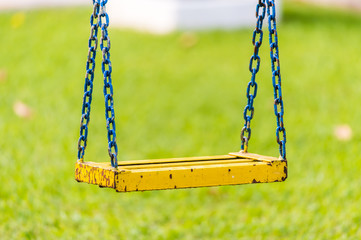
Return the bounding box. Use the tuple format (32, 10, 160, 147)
(266, 0, 286, 159)
(77, 0, 100, 161)
(99, 0, 118, 168)
(240, 0, 266, 153)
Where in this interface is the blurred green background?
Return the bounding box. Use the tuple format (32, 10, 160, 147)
(1, 1, 361, 239)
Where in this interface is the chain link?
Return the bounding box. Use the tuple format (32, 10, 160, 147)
(266, 0, 286, 159)
(99, 0, 118, 168)
(240, 0, 266, 153)
(77, 0, 118, 167)
(240, 0, 286, 159)
(77, 0, 100, 161)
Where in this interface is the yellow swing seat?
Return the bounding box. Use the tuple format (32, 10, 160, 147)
(74, 1, 288, 192)
(75, 152, 287, 192)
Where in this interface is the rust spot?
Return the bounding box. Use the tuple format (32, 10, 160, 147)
(253, 164, 256, 166)
(228, 169, 231, 172)
(106, 174, 110, 186)
(282, 166, 288, 180)
(136, 188, 138, 191)
(252, 179, 260, 183)
(191, 169, 193, 172)
(267, 163, 272, 166)
(169, 174, 172, 179)
(174, 185, 177, 189)
(124, 186, 127, 192)
(140, 175, 143, 178)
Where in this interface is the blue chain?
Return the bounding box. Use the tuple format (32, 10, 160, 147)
(78, 0, 118, 168)
(241, 0, 286, 159)
(240, 0, 266, 153)
(99, 0, 118, 168)
(266, 0, 286, 159)
(77, 0, 100, 161)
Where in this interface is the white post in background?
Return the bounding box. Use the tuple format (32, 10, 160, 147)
(108, 0, 282, 34)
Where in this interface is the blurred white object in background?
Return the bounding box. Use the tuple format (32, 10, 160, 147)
(0, 0, 283, 33)
(0, 0, 87, 10)
(108, 0, 282, 34)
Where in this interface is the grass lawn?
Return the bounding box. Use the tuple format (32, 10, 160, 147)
(1, 1, 361, 239)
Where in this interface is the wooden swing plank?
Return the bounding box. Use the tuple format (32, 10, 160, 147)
(75, 153, 287, 192)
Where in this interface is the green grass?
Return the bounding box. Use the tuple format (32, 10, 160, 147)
(1, 2, 361, 239)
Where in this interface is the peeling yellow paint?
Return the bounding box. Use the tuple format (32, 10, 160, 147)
(75, 160, 116, 188)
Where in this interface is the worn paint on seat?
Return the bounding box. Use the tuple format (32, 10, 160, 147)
(75, 152, 287, 192)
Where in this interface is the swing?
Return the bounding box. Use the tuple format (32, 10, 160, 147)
(75, 0, 287, 192)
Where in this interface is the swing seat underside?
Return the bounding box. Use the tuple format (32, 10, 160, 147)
(75, 152, 287, 192)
